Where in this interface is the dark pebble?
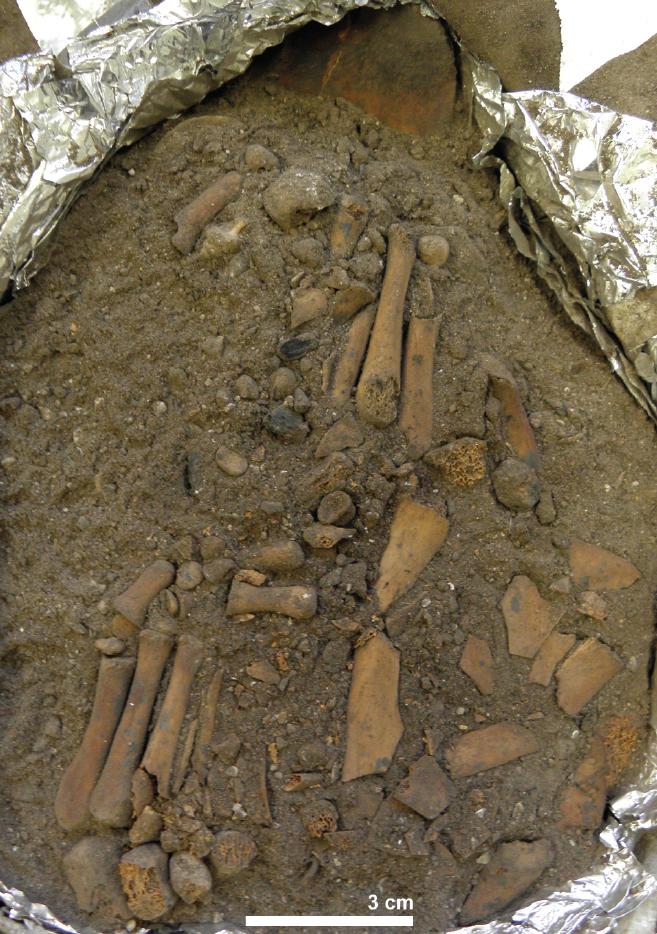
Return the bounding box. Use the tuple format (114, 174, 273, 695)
(277, 336, 318, 361)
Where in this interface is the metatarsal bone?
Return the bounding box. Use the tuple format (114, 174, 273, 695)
(226, 581, 317, 620)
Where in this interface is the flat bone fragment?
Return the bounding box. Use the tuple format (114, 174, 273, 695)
(89, 629, 174, 827)
(55, 655, 136, 832)
(569, 538, 641, 590)
(500, 575, 554, 658)
(328, 307, 376, 408)
(172, 171, 242, 254)
(113, 560, 176, 627)
(375, 497, 449, 612)
(193, 668, 223, 781)
(459, 635, 494, 695)
(460, 839, 553, 924)
(356, 225, 416, 427)
(528, 631, 576, 686)
(342, 632, 403, 781)
(445, 723, 539, 779)
(556, 637, 623, 716)
(393, 755, 451, 819)
(399, 313, 440, 458)
(141, 635, 204, 798)
(330, 194, 369, 259)
(226, 580, 317, 620)
(172, 718, 198, 796)
(482, 354, 540, 469)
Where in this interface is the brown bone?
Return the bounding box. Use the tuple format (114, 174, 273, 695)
(328, 306, 375, 408)
(89, 629, 174, 827)
(482, 355, 540, 469)
(113, 560, 176, 627)
(330, 194, 369, 259)
(141, 635, 204, 798)
(193, 668, 223, 781)
(355, 224, 415, 426)
(375, 497, 449, 612)
(226, 580, 317, 620)
(55, 655, 136, 832)
(172, 171, 242, 254)
(399, 313, 439, 458)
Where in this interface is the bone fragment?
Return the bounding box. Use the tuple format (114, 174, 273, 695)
(55, 655, 136, 832)
(141, 635, 204, 798)
(482, 354, 540, 469)
(328, 307, 375, 408)
(172, 171, 242, 254)
(356, 225, 415, 427)
(193, 668, 223, 781)
(226, 581, 317, 620)
(330, 194, 368, 259)
(89, 629, 174, 827)
(399, 312, 439, 458)
(113, 560, 176, 627)
(375, 498, 449, 612)
(342, 632, 403, 781)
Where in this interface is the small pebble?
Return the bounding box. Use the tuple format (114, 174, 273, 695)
(278, 336, 318, 361)
(418, 234, 449, 267)
(268, 406, 309, 443)
(169, 852, 212, 906)
(492, 459, 540, 511)
(152, 400, 167, 415)
(293, 388, 311, 414)
(95, 637, 126, 656)
(291, 289, 327, 330)
(317, 491, 356, 525)
(244, 144, 279, 172)
(271, 367, 298, 400)
(234, 374, 259, 400)
(176, 561, 204, 591)
(216, 445, 248, 477)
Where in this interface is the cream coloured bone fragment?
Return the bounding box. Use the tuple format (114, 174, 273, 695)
(342, 632, 403, 781)
(226, 581, 317, 620)
(141, 635, 204, 798)
(328, 306, 375, 408)
(355, 224, 415, 427)
(330, 194, 369, 259)
(399, 312, 440, 458)
(113, 560, 176, 627)
(192, 668, 223, 781)
(89, 629, 174, 827)
(375, 497, 449, 612)
(55, 655, 136, 832)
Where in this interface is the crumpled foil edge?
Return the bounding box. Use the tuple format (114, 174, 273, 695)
(2, 1, 657, 933)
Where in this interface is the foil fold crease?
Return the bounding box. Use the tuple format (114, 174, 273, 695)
(2, 1, 657, 933)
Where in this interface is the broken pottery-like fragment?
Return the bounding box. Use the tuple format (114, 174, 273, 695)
(460, 839, 553, 924)
(556, 638, 623, 716)
(445, 723, 539, 779)
(393, 755, 452, 819)
(459, 635, 494, 695)
(528, 631, 576, 686)
(569, 539, 640, 590)
(501, 575, 555, 658)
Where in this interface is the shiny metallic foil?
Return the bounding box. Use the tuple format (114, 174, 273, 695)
(2, 2, 657, 933)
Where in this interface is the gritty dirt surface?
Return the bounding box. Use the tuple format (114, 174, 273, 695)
(1, 67, 657, 934)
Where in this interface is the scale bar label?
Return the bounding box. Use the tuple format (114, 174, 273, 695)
(245, 916, 413, 928)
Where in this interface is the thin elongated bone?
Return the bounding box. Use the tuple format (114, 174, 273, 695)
(172, 718, 198, 796)
(330, 194, 368, 259)
(328, 307, 375, 408)
(55, 656, 136, 832)
(356, 225, 415, 427)
(375, 497, 449, 612)
(226, 581, 317, 620)
(481, 354, 540, 469)
(114, 560, 175, 627)
(172, 171, 242, 254)
(192, 668, 223, 781)
(399, 314, 440, 458)
(141, 635, 204, 798)
(89, 629, 174, 827)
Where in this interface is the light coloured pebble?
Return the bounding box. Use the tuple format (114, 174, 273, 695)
(291, 289, 327, 330)
(169, 851, 212, 905)
(95, 637, 126, 656)
(244, 143, 279, 172)
(152, 400, 167, 415)
(201, 336, 225, 359)
(234, 374, 259, 399)
(176, 560, 204, 591)
(128, 806, 163, 846)
(418, 234, 449, 267)
(271, 367, 298, 400)
(293, 388, 311, 414)
(216, 445, 248, 477)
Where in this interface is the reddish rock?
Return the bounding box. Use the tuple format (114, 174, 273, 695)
(445, 723, 539, 779)
(569, 539, 640, 590)
(577, 590, 608, 621)
(501, 575, 554, 658)
(558, 737, 608, 830)
(459, 635, 494, 695)
(556, 638, 623, 716)
(460, 839, 553, 924)
(528, 631, 576, 686)
(393, 755, 452, 819)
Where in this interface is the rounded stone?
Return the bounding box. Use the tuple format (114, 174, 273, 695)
(418, 234, 450, 267)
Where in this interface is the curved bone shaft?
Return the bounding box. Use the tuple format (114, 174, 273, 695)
(399, 315, 439, 457)
(89, 629, 174, 827)
(226, 581, 317, 620)
(55, 656, 136, 832)
(113, 560, 175, 627)
(482, 355, 540, 469)
(329, 307, 375, 408)
(330, 194, 368, 259)
(141, 636, 204, 798)
(172, 172, 242, 254)
(356, 224, 415, 427)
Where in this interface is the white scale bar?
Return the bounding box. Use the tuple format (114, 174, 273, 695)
(245, 916, 413, 928)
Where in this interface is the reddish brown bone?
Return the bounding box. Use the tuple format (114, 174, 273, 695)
(141, 635, 204, 798)
(89, 629, 174, 827)
(172, 172, 242, 254)
(55, 655, 136, 832)
(356, 225, 415, 426)
(399, 313, 439, 457)
(193, 669, 223, 781)
(482, 355, 540, 469)
(113, 560, 175, 628)
(226, 581, 317, 620)
(329, 307, 375, 408)
(330, 194, 369, 259)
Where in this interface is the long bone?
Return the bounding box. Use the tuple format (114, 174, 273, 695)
(55, 655, 136, 832)
(328, 307, 375, 408)
(141, 635, 204, 798)
(89, 629, 174, 827)
(399, 311, 440, 458)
